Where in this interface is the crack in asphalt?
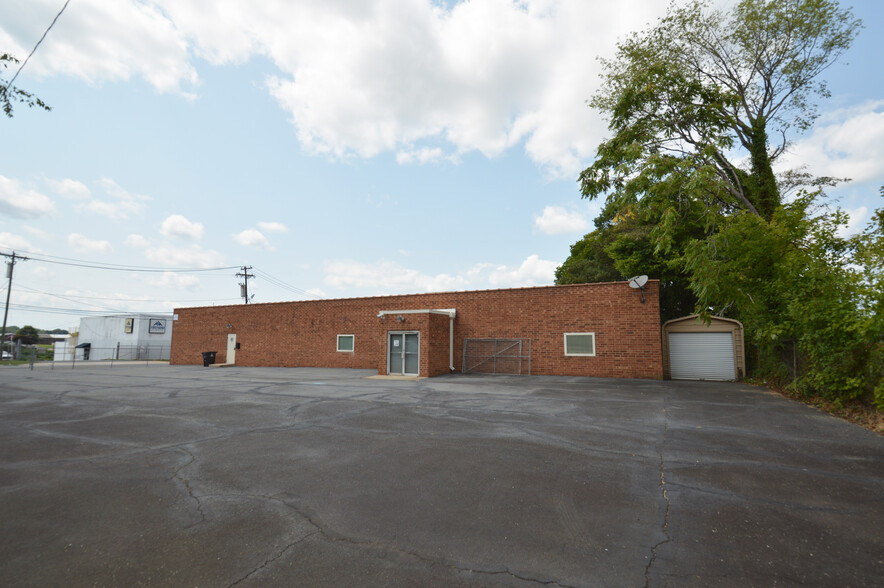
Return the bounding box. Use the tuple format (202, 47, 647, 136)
(248, 493, 580, 588)
(464, 567, 578, 587)
(170, 446, 206, 528)
(3, 398, 399, 472)
(226, 529, 321, 587)
(645, 395, 672, 588)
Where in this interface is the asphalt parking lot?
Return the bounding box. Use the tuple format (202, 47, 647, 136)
(0, 364, 882, 587)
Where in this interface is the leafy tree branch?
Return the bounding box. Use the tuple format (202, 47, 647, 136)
(1, 53, 51, 118)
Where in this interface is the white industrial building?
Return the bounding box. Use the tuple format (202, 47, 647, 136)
(50, 334, 74, 361)
(68, 314, 174, 361)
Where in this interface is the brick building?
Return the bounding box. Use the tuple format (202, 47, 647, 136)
(170, 281, 663, 379)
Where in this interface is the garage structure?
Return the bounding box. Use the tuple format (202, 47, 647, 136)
(170, 281, 664, 379)
(663, 315, 745, 381)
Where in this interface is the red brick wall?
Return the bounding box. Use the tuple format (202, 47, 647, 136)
(427, 312, 453, 377)
(170, 281, 663, 379)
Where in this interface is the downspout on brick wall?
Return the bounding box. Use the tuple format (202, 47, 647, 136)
(449, 312, 454, 372)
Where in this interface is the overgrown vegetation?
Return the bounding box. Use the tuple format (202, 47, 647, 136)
(558, 0, 883, 410)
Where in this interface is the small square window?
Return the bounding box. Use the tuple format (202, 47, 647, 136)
(337, 334, 355, 352)
(564, 332, 595, 356)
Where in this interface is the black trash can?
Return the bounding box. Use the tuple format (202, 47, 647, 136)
(202, 351, 217, 367)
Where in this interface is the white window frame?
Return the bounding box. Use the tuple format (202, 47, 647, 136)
(564, 332, 596, 357)
(337, 334, 355, 352)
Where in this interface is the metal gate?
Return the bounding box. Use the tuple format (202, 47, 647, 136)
(462, 339, 531, 375)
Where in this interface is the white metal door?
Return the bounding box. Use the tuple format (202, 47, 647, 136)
(669, 332, 735, 381)
(226, 334, 236, 365)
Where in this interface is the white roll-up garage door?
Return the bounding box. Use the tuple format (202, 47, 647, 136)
(668, 332, 735, 381)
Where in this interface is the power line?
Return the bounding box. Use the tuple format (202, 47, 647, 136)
(7, 303, 171, 317)
(16, 283, 240, 304)
(0, 248, 240, 273)
(4, 0, 71, 91)
(252, 267, 323, 299)
(16, 284, 124, 313)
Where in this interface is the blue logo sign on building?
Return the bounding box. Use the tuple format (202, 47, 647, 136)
(149, 319, 166, 334)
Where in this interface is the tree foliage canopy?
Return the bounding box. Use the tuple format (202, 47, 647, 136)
(1, 53, 51, 118)
(13, 325, 39, 345)
(579, 0, 860, 223)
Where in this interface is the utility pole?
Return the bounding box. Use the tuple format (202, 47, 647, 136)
(236, 266, 255, 304)
(1, 251, 28, 360)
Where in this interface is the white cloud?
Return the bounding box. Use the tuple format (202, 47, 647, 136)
(838, 206, 868, 238)
(1, 0, 665, 176)
(67, 233, 113, 254)
(233, 229, 274, 250)
(0, 0, 197, 94)
(160, 214, 204, 241)
(125, 234, 151, 248)
(143, 243, 225, 268)
(396, 147, 452, 165)
(323, 253, 558, 294)
(150, 272, 201, 289)
(534, 205, 589, 235)
(31, 266, 55, 280)
(257, 221, 288, 233)
(778, 100, 884, 186)
(78, 178, 150, 220)
(485, 254, 558, 287)
(24, 226, 50, 239)
(0, 175, 56, 219)
(47, 178, 91, 200)
(324, 259, 468, 293)
(0, 232, 34, 250)
(259, 0, 669, 175)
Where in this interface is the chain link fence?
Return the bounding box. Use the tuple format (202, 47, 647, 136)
(41, 344, 170, 368)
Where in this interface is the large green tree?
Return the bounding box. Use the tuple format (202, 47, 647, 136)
(561, 0, 861, 313)
(13, 325, 39, 345)
(578, 0, 860, 224)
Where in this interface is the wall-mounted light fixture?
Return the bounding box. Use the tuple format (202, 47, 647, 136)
(225, 323, 233, 329)
(396, 315, 405, 322)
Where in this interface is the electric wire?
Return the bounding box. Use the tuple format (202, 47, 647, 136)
(252, 267, 323, 299)
(1, 251, 322, 326)
(7, 303, 170, 317)
(16, 283, 240, 304)
(3, 0, 71, 91)
(0, 248, 240, 273)
(12, 284, 242, 321)
(16, 284, 125, 313)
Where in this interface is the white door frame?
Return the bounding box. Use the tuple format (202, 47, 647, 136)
(387, 331, 419, 375)
(226, 333, 236, 365)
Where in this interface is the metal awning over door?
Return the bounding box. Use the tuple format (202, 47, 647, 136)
(668, 332, 735, 381)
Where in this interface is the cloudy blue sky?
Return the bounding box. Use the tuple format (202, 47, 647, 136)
(1, 0, 882, 331)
